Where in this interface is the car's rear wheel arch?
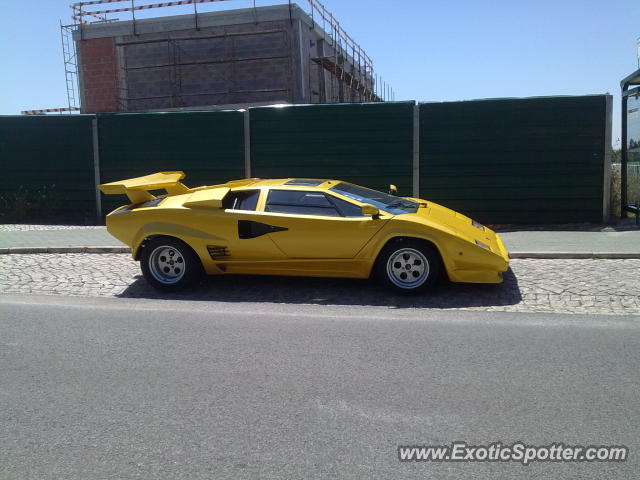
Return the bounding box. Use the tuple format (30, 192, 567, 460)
(135, 234, 194, 261)
(139, 235, 203, 291)
(134, 235, 158, 260)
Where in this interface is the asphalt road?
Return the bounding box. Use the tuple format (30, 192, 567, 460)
(1, 294, 639, 479)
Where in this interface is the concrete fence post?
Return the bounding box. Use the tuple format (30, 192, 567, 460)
(91, 117, 103, 223)
(244, 109, 251, 178)
(603, 94, 613, 223)
(412, 103, 420, 198)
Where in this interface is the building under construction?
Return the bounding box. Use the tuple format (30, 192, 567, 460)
(66, 1, 393, 114)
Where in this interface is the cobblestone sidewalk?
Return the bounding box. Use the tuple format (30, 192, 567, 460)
(1, 254, 638, 315)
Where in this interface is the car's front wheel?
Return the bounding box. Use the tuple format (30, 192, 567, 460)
(374, 239, 442, 294)
(140, 237, 203, 291)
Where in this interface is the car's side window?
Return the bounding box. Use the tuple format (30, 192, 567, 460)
(326, 194, 364, 217)
(223, 190, 260, 211)
(265, 190, 341, 217)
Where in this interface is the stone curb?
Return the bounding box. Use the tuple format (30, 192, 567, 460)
(0, 247, 639, 259)
(0, 247, 131, 254)
(508, 252, 640, 259)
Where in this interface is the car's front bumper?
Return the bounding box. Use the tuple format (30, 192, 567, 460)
(446, 231, 509, 284)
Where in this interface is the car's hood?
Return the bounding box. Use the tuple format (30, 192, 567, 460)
(409, 200, 509, 261)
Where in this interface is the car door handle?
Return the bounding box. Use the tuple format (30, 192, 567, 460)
(238, 220, 288, 239)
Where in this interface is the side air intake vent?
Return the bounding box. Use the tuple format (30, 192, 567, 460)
(207, 245, 229, 260)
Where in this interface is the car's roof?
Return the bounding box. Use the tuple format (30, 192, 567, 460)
(222, 178, 339, 190)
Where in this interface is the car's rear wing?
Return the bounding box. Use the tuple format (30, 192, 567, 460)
(99, 171, 189, 203)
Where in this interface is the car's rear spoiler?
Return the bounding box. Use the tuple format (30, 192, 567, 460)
(99, 171, 189, 203)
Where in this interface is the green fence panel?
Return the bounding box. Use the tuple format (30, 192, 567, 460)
(250, 102, 415, 194)
(419, 96, 609, 224)
(0, 115, 96, 224)
(1, 98, 611, 226)
(98, 110, 245, 215)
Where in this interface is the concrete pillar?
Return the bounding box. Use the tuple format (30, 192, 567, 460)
(412, 104, 420, 198)
(603, 94, 613, 223)
(316, 39, 326, 103)
(337, 52, 344, 103)
(91, 117, 103, 222)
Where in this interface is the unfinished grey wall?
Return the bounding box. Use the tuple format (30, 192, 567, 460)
(75, 4, 377, 113)
(119, 21, 294, 111)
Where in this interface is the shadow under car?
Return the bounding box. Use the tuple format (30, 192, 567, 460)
(117, 268, 522, 310)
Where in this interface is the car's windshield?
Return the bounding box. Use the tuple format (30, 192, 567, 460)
(329, 182, 419, 215)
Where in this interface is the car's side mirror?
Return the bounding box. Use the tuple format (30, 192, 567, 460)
(388, 184, 398, 195)
(361, 204, 380, 219)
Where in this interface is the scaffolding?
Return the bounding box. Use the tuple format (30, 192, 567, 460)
(54, 0, 394, 113)
(60, 22, 81, 113)
(306, 0, 393, 102)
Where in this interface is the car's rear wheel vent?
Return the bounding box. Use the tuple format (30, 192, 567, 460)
(207, 245, 229, 260)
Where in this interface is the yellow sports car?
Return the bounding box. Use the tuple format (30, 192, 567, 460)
(99, 171, 509, 294)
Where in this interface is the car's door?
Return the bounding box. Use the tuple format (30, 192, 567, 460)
(215, 188, 287, 260)
(257, 189, 389, 259)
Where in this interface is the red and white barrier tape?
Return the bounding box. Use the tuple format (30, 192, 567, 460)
(71, 14, 109, 22)
(73, 0, 129, 6)
(73, 0, 230, 17)
(21, 107, 81, 115)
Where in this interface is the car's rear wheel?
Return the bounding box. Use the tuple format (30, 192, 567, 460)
(140, 237, 203, 291)
(374, 238, 442, 294)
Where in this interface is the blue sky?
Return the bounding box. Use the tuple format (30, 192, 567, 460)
(1, 0, 638, 146)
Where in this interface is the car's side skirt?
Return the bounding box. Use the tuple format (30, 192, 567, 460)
(206, 258, 371, 279)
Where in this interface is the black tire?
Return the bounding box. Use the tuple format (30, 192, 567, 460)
(140, 237, 203, 292)
(373, 238, 442, 294)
